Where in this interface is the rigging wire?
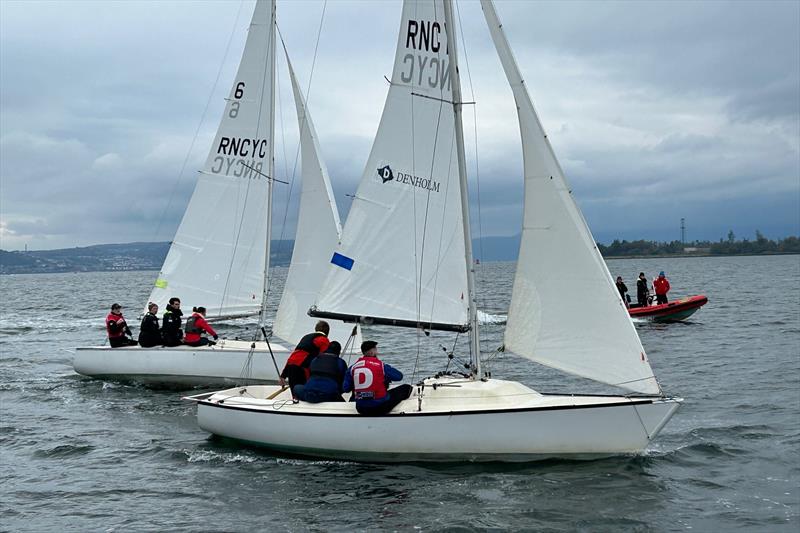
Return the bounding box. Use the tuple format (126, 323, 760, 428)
(263, 2, 328, 320)
(455, 1, 486, 308)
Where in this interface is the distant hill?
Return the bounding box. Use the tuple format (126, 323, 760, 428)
(3, 233, 796, 275)
(0, 241, 294, 275)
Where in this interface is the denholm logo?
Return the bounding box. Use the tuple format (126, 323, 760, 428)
(377, 165, 394, 183)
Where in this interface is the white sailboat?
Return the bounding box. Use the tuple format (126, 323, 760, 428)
(74, 0, 360, 387)
(187, 0, 681, 461)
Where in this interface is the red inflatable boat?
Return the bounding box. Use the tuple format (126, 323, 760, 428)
(628, 295, 708, 322)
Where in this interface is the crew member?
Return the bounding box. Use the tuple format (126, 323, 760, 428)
(636, 272, 650, 307)
(343, 340, 412, 416)
(106, 303, 136, 347)
(138, 302, 161, 348)
(293, 341, 347, 403)
(184, 306, 218, 347)
(280, 321, 330, 394)
(615, 276, 629, 307)
(161, 297, 183, 346)
(654, 271, 671, 305)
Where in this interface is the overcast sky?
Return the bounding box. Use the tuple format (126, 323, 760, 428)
(1, 0, 798, 251)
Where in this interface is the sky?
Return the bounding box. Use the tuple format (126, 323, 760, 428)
(1, 0, 798, 251)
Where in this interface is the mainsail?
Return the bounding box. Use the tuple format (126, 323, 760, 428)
(148, 0, 276, 320)
(272, 52, 361, 349)
(312, 0, 469, 332)
(481, 0, 660, 395)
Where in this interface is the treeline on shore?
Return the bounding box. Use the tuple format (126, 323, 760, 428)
(599, 231, 800, 257)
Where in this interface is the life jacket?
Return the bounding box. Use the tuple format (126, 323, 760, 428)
(106, 312, 126, 339)
(286, 332, 328, 368)
(654, 277, 670, 295)
(185, 314, 201, 335)
(309, 354, 342, 381)
(351, 356, 387, 401)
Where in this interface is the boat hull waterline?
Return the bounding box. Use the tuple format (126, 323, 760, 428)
(188, 379, 682, 462)
(75, 339, 290, 388)
(629, 295, 708, 322)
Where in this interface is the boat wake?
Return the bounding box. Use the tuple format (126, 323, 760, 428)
(478, 310, 507, 325)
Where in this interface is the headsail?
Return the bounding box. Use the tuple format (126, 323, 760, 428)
(312, 0, 470, 332)
(272, 50, 362, 350)
(481, 0, 661, 395)
(148, 0, 276, 320)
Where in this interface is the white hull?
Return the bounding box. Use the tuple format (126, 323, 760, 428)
(74, 339, 291, 388)
(189, 378, 681, 462)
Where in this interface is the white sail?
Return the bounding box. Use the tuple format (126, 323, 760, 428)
(313, 0, 469, 331)
(148, 0, 276, 320)
(481, 0, 660, 395)
(272, 53, 362, 351)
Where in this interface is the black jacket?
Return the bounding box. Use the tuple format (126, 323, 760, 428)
(162, 305, 183, 345)
(138, 312, 161, 347)
(636, 278, 649, 298)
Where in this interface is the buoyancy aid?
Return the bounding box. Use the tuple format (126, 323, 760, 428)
(185, 315, 201, 335)
(106, 312, 127, 339)
(351, 356, 387, 401)
(286, 332, 329, 367)
(309, 354, 342, 381)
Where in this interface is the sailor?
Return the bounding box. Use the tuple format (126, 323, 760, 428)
(138, 302, 161, 348)
(654, 271, 671, 305)
(106, 303, 137, 347)
(161, 297, 184, 346)
(343, 340, 412, 416)
(636, 272, 650, 307)
(280, 321, 330, 394)
(615, 276, 629, 307)
(293, 341, 347, 403)
(183, 306, 218, 347)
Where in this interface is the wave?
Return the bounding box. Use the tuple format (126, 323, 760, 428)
(33, 444, 95, 458)
(478, 310, 507, 325)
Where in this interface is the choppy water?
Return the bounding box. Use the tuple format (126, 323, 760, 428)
(1, 255, 798, 531)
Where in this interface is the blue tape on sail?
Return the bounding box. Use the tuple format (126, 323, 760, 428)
(331, 252, 354, 271)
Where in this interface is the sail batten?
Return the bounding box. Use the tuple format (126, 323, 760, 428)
(147, 0, 275, 319)
(481, 0, 661, 395)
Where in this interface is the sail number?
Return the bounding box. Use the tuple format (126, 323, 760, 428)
(229, 82, 245, 118)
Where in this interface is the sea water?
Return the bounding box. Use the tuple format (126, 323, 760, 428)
(1, 255, 798, 531)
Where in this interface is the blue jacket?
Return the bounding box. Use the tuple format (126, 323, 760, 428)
(302, 356, 348, 400)
(343, 359, 404, 408)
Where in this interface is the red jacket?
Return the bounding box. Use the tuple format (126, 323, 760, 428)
(654, 277, 671, 296)
(184, 313, 217, 344)
(283, 332, 330, 379)
(106, 312, 129, 339)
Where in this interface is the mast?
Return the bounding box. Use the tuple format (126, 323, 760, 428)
(443, 0, 481, 378)
(259, 0, 277, 332)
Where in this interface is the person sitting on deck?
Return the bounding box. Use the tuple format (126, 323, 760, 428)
(654, 271, 671, 305)
(138, 302, 161, 348)
(343, 340, 412, 416)
(280, 321, 330, 396)
(636, 272, 650, 307)
(293, 341, 347, 403)
(106, 303, 137, 347)
(161, 297, 184, 347)
(184, 307, 218, 347)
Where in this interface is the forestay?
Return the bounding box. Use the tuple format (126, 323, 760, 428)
(148, 0, 276, 320)
(272, 53, 361, 349)
(313, 0, 469, 331)
(481, 0, 660, 395)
